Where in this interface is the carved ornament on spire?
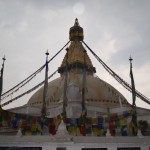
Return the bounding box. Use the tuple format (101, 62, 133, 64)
(69, 18, 84, 41)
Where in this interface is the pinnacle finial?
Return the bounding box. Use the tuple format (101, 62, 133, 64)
(129, 56, 133, 62)
(2, 56, 6, 62)
(74, 18, 79, 26)
(2, 55, 6, 68)
(45, 50, 49, 56)
(45, 50, 49, 62)
(129, 56, 133, 69)
(70, 18, 83, 41)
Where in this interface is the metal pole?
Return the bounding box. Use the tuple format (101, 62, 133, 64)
(41, 51, 49, 117)
(0, 56, 6, 103)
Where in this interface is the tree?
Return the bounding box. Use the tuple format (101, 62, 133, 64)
(138, 120, 149, 135)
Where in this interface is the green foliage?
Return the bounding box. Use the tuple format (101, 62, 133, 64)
(138, 120, 149, 135)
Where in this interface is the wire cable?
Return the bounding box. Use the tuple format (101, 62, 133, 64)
(1, 70, 58, 107)
(82, 41, 150, 105)
(1, 41, 70, 99)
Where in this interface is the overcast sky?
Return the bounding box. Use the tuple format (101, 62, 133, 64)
(0, 0, 150, 109)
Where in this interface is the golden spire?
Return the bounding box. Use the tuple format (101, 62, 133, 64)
(58, 19, 96, 74)
(69, 18, 84, 41)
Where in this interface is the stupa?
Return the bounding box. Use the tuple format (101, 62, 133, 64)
(20, 19, 131, 118)
(0, 19, 150, 150)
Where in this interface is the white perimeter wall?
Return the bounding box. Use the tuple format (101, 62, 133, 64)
(0, 136, 149, 150)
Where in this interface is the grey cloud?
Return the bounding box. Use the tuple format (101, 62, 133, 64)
(0, 0, 150, 109)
